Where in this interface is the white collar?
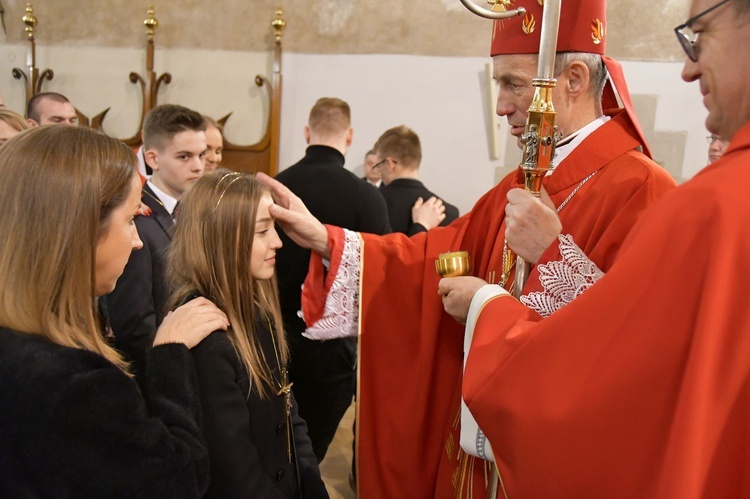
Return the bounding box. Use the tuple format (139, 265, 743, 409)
(549, 115, 611, 175)
(146, 179, 179, 215)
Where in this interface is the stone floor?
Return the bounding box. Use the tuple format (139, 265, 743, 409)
(319, 401, 356, 499)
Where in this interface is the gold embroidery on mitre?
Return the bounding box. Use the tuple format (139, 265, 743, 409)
(537, 0, 544, 5)
(490, 0, 513, 40)
(591, 19, 605, 44)
(522, 13, 536, 34)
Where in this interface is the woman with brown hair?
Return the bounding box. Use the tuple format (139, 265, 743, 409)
(0, 126, 229, 497)
(168, 171, 328, 498)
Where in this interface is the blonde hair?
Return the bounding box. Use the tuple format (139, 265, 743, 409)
(0, 108, 30, 133)
(308, 97, 351, 138)
(373, 125, 422, 169)
(167, 171, 287, 398)
(202, 114, 223, 132)
(0, 126, 137, 371)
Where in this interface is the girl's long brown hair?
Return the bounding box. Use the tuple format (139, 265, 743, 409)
(167, 172, 287, 398)
(0, 126, 137, 371)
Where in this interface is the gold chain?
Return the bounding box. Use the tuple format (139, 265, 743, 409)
(267, 317, 294, 463)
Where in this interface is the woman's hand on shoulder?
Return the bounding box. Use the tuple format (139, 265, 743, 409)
(153, 297, 230, 349)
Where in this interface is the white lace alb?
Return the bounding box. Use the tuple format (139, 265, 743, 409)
(520, 234, 604, 317)
(302, 229, 362, 340)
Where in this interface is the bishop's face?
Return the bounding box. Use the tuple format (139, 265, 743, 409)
(493, 54, 574, 148)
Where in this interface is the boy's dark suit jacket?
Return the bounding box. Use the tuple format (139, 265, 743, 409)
(106, 182, 174, 382)
(379, 177, 460, 236)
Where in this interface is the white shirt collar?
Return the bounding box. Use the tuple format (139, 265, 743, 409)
(549, 115, 611, 175)
(146, 180, 178, 215)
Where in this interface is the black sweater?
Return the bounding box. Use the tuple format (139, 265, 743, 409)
(191, 321, 328, 498)
(0, 327, 208, 498)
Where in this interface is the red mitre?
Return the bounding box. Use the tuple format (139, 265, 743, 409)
(490, 0, 606, 56)
(489, 0, 652, 158)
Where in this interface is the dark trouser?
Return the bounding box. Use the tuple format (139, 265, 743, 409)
(288, 334, 357, 462)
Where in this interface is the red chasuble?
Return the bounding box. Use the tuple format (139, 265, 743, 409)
(463, 122, 750, 498)
(304, 110, 675, 498)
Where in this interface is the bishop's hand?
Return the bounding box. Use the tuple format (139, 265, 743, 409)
(438, 276, 487, 324)
(256, 172, 331, 259)
(504, 187, 561, 264)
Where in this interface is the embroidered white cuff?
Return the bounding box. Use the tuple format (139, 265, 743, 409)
(302, 229, 361, 340)
(520, 234, 604, 317)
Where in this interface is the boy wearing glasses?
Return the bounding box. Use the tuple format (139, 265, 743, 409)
(373, 125, 459, 235)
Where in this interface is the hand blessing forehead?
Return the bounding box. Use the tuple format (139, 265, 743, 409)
(256, 172, 290, 207)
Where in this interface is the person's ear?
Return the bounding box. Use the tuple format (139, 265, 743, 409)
(145, 149, 159, 170)
(345, 128, 353, 147)
(304, 126, 311, 144)
(27, 118, 40, 128)
(563, 60, 590, 99)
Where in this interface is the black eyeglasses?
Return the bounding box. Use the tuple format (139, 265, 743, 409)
(674, 0, 732, 62)
(372, 158, 397, 170)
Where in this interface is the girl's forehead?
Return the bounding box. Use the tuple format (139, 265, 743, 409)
(255, 194, 274, 219)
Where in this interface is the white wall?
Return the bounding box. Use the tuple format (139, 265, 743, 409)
(1, 46, 707, 214)
(279, 54, 503, 215)
(619, 60, 707, 179)
(279, 53, 708, 214)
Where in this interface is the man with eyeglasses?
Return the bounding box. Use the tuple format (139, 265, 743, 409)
(373, 125, 460, 235)
(435, 0, 750, 496)
(707, 134, 729, 163)
(259, 0, 680, 496)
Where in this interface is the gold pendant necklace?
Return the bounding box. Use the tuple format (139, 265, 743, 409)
(268, 317, 294, 463)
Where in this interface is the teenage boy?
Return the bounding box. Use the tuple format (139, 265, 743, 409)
(106, 104, 207, 381)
